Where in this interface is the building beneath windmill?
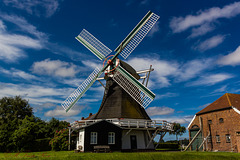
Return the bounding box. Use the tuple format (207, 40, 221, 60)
(187, 93, 240, 152)
(69, 62, 173, 152)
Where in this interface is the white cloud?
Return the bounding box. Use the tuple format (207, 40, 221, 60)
(44, 106, 82, 117)
(0, 33, 42, 49)
(3, 0, 60, 17)
(218, 45, 240, 66)
(211, 85, 228, 93)
(0, 15, 45, 62)
(170, 2, 240, 33)
(0, 67, 39, 81)
(0, 43, 25, 62)
(140, 0, 150, 5)
(176, 58, 214, 82)
(147, 21, 160, 37)
(0, 82, 71, 105)
(0, 32, 42, 62)
(62, 78, 84, 87)
(189, 23, 215, 38)
(127, 57, 179, 88)
(146, 106, 174, 116)
(127, 56, 217, 88)
(187, 73, 233, 86)
(0, 14, 48, 40)
(31, 59, 80, 78)
(193, 35, 226, 52)
(154, 116, 191, 124)
(0, 20, 6, 31)
(156, 92, 178, 100)
(81, 60, 102, 69)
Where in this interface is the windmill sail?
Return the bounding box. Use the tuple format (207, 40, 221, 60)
(62, 11, 159, 113)
(76, 29, 112, 60)
(114, 11, 160, 59)
(62, 67, 102, 112)
(112, 66, 155, 108)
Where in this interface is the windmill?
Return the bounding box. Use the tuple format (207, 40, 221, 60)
(63, 11, 174, 152)
(61, 11, 159, 114)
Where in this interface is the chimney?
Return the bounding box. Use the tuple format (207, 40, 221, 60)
(81, 117, 84, 120)
(89, 113, 92, 117)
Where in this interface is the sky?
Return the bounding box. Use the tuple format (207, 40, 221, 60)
(1, 0, 240, 139)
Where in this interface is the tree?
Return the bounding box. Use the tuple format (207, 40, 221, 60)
(0, 96, 70, 152)
(12, 115, 37, 151)
(169, 123, 186, 141)
(0, 96, 33, 152)
(46, 118, 69, 138)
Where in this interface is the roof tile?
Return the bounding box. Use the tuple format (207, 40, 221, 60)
(196, 93, 240, 115)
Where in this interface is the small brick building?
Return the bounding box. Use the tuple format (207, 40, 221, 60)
(188, 93, 240, 152)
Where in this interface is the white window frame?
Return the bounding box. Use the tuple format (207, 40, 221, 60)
(90, 132, 97, 144)
(108, 132, 115, 144)
(226, 134, 231, 143)
(216, 135, 220, 143)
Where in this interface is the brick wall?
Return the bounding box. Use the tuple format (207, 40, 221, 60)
(189, 108, 240, 152)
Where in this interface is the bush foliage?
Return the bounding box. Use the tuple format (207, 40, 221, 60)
(49, 129, 69, 151)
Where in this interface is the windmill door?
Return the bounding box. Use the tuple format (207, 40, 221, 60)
(130, 135, 137, 149)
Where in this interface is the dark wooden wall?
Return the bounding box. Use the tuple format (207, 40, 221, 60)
(84, 120, 122, 152)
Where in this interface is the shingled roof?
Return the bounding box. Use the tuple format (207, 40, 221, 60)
(196, 93, 240, 115)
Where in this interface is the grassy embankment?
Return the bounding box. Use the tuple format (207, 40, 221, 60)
(0, 151, 240, 160)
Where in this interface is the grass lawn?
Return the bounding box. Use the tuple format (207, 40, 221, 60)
(0, 151, 240, 160)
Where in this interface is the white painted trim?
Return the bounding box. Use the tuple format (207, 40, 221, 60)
(187, 115, 196, 129)
(232, 106, 240, 115)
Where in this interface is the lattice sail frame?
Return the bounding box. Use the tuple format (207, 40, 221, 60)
(115, 12, 160, 59)
(76, 29, 112, 60)
(61, 67, 101, 112)
(112, 66, 155, 108)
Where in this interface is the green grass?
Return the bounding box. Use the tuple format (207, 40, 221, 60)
(0, 151, 240, 160)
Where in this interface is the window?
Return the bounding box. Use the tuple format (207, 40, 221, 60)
(226, 134, 231, 143)
(208, 120, 212, 124)
(191, 125, 199, 129)
(219, 118, 224, 123)
(108, 132, 115, 144)
(207, 136, 212, 143)
(79, 134, 82, 143)
(90, 132, 97, 144)
(216, 135, 220, 143)
(236, 132, 240, 136)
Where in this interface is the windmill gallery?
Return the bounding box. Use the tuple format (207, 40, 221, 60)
(61, 11, 173, 152)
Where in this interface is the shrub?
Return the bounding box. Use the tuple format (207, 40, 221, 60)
(49, 129, 69, 151)
(155, 143, 179, 149)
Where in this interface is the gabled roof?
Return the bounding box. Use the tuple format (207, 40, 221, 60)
(196, 93, 240, 115)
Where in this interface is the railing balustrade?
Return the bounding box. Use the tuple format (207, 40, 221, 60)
(70, 119, 173, 131)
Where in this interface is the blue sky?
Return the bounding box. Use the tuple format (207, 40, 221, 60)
(1, 0, 240, 139)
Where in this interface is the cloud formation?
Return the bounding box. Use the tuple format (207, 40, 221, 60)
(3, 0, 60, 17)
(218, 45, 240, 66)
(0, 67, 40, 81)
(193, 35, 226, 51)
(170, 2, 240, 33)
(0, 14, 45, 62)
(146, 106, 174, 116)
(44, 106, 82, 117)
(189, 23, 215, 38)
(187, 73, 233, 86)
(0, 82, 69, 105)
(31, 59, 80, 78)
